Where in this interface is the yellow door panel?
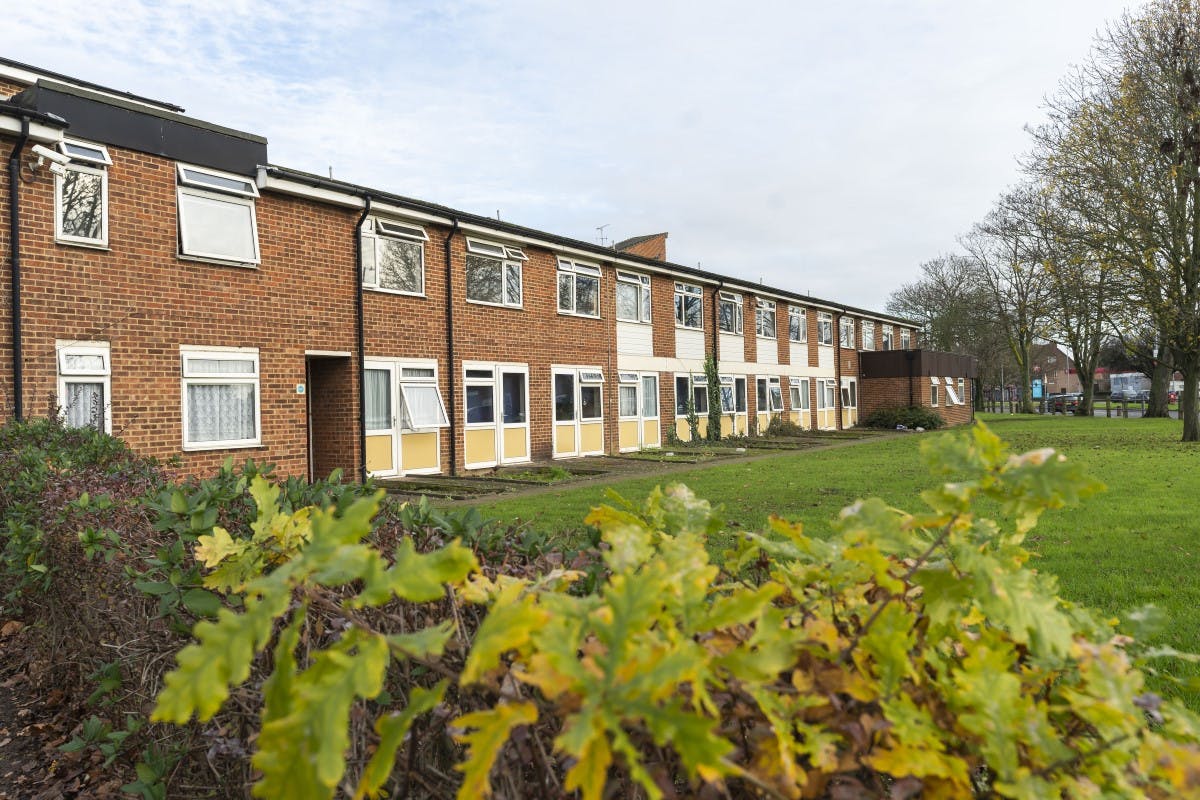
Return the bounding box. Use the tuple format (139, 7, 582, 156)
(503, 427, 528, 460)
(465, 428, 496, 466)
(580, 422, 603, 454)
(400, 432, 439, 471)
(642, 419, 660, 447)
(619, 420, 639, 450)
(365, 435, 394, 474)
(555, 424, 576, 455)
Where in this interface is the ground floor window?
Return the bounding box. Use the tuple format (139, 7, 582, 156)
(841, 378, 857, 409)
(675, 374, 709, 416)
(817, 379, 837, 410)
(181, 346, 259, 449)
(790, 378, 810, 411)
(57, 340, 111, 432)
(930, 377, 940, 406)
(757, 377, 783, 411)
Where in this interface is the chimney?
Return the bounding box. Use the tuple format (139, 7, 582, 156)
(614, 232, 668, 261)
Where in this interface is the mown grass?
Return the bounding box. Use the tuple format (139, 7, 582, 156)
(470, 413, 1200, 705)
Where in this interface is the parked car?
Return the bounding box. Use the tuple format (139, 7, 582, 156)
(1169, 390, 1180, 403)
(1050, 393, 1082, 414)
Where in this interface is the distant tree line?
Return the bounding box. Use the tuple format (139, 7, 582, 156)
(890, 0, 1200, 440)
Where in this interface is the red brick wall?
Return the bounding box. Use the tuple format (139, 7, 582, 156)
(307, 357, 356, 480)
(859, 376, 974, 426)
(1, 138, 359, 476)
(0, 78, 26, 99)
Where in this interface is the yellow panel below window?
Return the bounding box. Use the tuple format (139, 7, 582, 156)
(580, 422, 603, 454)
(464, 428, 496, 466)
(555, 424, 576, 455)
(642, 419, 660, 447)
(365, 435, 394, 474)
(503, 426, 528, 460)
(790, 410, 809, 429)
(842, 409, 857, 428)
(619, 420, 639, 450)
(757, 413, 770, 433)
(400, 432, 439, 471)
(817, 409, 836, 430)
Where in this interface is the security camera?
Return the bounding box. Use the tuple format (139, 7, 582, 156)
(31, 144, 71, 166)
(48, 162, 66, 177)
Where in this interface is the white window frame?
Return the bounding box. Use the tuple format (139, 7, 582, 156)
(788, 306, 807, 343)
(756, 376, 783, 412)
(557, 258, 602, 318)
(176, 162, 260, 265)
(817, 312, 834, 346)
(881, 324, 895, 351)
(901, 329, 912, 349)
(841, 377, 858, 409)
(930, 376, 940, 407)
(861, 321, 875, 351)
(180, 346, 261, 450)
(361, 218, 427, 296)
(957, 377, 966, 404)
(718, 291, 744, 334)
(618, 372, 639, 419)
(398, 362, 449, 430)
(674, 373, 710, 417)
(816, 378, 837, 410)
(615, 271, 652, 323)
(57, 340, 111, 433)
(790, 378, 810, 411)
(55, 138, 112, 248)
(755, 299, 777, 339)
(674, 282, 704, 329)
(839, 316, 855, 349)
(465, 238, 523, 308)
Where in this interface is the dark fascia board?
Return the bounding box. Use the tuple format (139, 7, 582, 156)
(0, 55, 184, 113)
(263, 164, 921, 328)
(0, 98, 67, 128)
(13, 81, 267, 176)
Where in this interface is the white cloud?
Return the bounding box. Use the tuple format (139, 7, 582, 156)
(5, 0, 1131, 309)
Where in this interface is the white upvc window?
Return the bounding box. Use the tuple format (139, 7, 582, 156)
(180, 347, 260, 450)
(790, 378, 810, 411)
(57, 341, 111, 433)
(556, 368, 604, 422)
(817, 378, 837, 410)
(465, 238, 524, 307)
(861, 320, 875, 351)
(674, 373, 709, 415)
(756, 377, 783, 411)
(788, 306, 807, 343)
(817, 312, 834, 346)
(839, 316, 855, 348)
(718, 291, 743, 334)
(755, 299, 777, 339)
(930, 376, 940, 407)
(615, 271, 652, 323)
(841, 377, 858, 409)
(674, 282, 704, 329)
(55, 139, 111, 248)
(618, 372, 639, 418)
(398, 363, 449, 429)
(361, 218, 427, 295)
(176, 163, 260, 265)
(957, 377, 966, 403)
(557, 258, 601, 318)
(901, 328, 912, 349)
(881, 324, 894, 351)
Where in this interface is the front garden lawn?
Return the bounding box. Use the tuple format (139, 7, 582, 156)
(471, 413, 1200, 705)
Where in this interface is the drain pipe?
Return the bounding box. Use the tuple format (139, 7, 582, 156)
(354, 194, 372, 482)
(833, 310, 843, 430)
(444, 217, 460, 475)
(8, 117, 29, 422)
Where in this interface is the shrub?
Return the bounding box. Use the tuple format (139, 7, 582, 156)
(861, 404, 945, 430)
(151, 423, 1200, 799)
(764, 414, 806, 436)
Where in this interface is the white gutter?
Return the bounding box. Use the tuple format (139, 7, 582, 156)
(0, 116, 63, 144)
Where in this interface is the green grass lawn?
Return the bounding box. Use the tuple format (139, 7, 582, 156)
(470, 413, 1200, 705)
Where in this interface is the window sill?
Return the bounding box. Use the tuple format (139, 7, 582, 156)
(465, 298, 522, 310)
(675, 324, 705, 331)
(178, 254, 259, 269)
(182, 441, 264, 452)
(557, 310, 602, 320)
(55, 238, 110, 251)
(365, 286, 426, 298)
(617, 318, 653, 326)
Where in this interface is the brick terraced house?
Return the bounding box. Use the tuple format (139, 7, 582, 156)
(0, 58, 975, 480)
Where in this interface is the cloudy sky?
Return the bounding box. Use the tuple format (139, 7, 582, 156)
(8, 0, 1131, 310)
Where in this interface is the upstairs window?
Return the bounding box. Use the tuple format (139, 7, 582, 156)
(817, 312, 834, 346)
(788, 306, 806, 343)
(176, 163, 260, 264)
(55, 139, 111, 248)
(181, 347, 260, 449)
(861, 320, 875, 350)
(465, 238, 524, 307)
(674, 282, 703, 329)
(755, 299, 777, 338)
(557, 258, 601, 317)
(362, 219, 427, 294)
(616, 271, 652, 323)
(901, 328, 912, 349)
(718, 292, 743, 334)
(839, 316, 855, 348)
(57, 341, 111, 432)
(881, 324, 894, 351)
